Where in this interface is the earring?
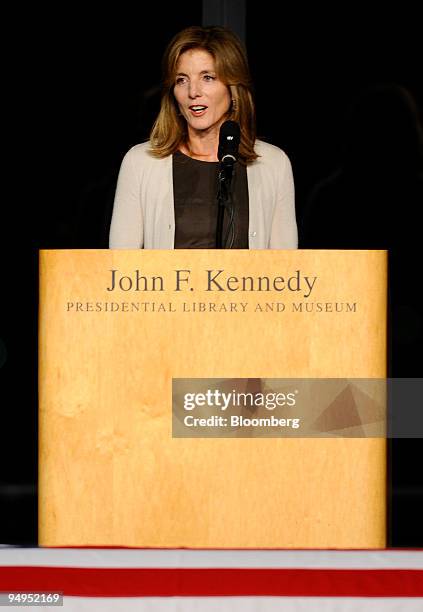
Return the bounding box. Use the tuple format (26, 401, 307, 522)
(231, 98, 238, 111)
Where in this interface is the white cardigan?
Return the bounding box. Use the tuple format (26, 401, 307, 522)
(109, 139, 298, 249)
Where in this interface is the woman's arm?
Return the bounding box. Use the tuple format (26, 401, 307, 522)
(109, 147, 144, 248)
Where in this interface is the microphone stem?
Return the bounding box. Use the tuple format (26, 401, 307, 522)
(216, 164, 234, 249)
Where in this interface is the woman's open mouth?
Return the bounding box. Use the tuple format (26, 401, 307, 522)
(189, 105, 208, 117)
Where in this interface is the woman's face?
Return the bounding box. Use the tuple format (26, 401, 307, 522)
(173, 48, 231, 136)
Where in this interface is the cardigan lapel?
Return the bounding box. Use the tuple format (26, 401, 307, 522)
(154, 154, 175, 249)
(246, 160, 264, 248)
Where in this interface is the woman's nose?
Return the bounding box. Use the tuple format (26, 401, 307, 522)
(189, 80, 202, 98)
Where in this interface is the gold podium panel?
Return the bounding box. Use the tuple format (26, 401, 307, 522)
(39, 250, 387, 547)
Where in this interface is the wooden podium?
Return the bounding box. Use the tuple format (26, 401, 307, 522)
(39, 250, 387, 548)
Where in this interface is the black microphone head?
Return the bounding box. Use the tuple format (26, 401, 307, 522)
(218, 120, 241, 162)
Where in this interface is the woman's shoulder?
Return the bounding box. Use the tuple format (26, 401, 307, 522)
(129, 140, 151, 152)
(254, 139, 291, 163)
(123, 140, 163, 162)
(253, 139, 292, 173)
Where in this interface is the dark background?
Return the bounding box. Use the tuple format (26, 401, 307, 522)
(1, 3, 422, 546)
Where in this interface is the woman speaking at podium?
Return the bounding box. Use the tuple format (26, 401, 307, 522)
(109, 25, 297, 249)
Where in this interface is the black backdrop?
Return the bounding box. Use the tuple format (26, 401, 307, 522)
(1, 4, 421, 545)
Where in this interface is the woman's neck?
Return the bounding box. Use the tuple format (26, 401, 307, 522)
(182, 127, 219, 161)
(180, 146, 217, 162)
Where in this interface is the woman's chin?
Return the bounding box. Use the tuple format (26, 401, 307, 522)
(187, 119, 224, 135)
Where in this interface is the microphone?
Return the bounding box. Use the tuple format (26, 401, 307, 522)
(218, 120, 241, 180)
(216, 121, 240, 248)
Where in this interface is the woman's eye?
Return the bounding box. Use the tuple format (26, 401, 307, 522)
(175, 77, 186, 85)
(203, 75, 215, 81)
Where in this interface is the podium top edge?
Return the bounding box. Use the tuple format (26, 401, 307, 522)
(38, 249, 389, 254)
